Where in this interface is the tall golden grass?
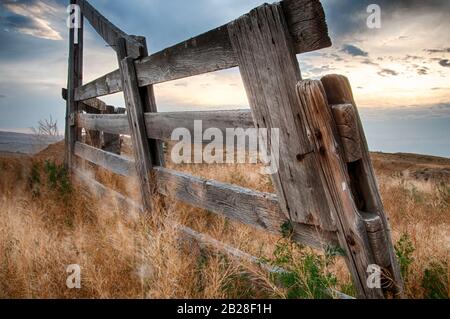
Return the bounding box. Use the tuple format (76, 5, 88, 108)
(0, 142, 448, 298)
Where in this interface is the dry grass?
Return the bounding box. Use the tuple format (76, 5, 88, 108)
(0, 142, 448, 298)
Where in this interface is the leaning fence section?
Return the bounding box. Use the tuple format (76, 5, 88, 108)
(64, 0, 403, 299)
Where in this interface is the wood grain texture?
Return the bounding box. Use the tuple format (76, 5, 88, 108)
(77, 110, 254, 140)
(321, 74, 404, 298)
(130, 36, 165, 168)
(363, 213, 391, 268)
(74, 0, 330, 101)
(282, 0, 331, 53)
(145, 110, 254, 140)
(296, 79, 384, 298)
(74, 69, 122, 101)
(154, 166, 338, 249)
(74, 141, 134, 176)
(78, 0, 143, 58)
(228, 3, 335, 231)
(78, 113, 129, 135)
(119, 56, 155, 212)
(330, 104, 362, 163)
(134, 24, 236, 87)
(135, 0, 330, 87)
(82, 96, 107, 112)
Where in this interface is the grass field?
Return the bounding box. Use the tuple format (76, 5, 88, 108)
(0, 141, 448, 298)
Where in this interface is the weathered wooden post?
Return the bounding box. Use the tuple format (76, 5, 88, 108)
(116, 37, 164, 212)
(228, 2, 402, 298)
(228, 2, 335, 232)
(65, 0, 83, 171)
(321, 74, 404, 297)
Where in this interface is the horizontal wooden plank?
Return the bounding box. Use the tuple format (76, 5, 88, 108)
(134, 24, 235, 87)
(74, 141, 135, 176)
(154, 166, 338, 249)
(82, 96, 107, 112)
(78, 0, 143, 58)
(78, 113, 129, 135)
(74, 167, 349, 298)
(77, 109, 254, 140)
(135, 0, 330, 87)
(74, 69, 122, 101)
(73, 142, 339, 248)
(145, 110, 254, 140)
(74, 0, 330, 101)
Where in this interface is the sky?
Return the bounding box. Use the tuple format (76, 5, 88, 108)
(0, 0, 449, 157)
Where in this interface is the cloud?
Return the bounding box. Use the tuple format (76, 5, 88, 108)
(425, 48, 450, 53)
(439, 59, 450, 67)
(341, 44, 368, 57)
(377, 68, 399, 77)
(0, 0, 63, 40)
(417, 67, 429, 75)
(0, 94, 6, 98)
(361, 59, 379, 66)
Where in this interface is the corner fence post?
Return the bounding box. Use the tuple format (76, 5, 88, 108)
(65, 0, 83, 171)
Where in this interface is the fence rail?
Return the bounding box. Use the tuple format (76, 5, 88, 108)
(77, 110, 254, 139)
(64, 0, 404, 299)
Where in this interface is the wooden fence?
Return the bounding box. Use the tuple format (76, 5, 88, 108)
(64, 0, 404, 299)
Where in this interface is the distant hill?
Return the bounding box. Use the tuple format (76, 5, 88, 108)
(0, 131, 62, 155)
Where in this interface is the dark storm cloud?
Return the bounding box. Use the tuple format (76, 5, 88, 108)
(1, 14, 39, 30)
(439, 59, 450, 67)
(377, 68, 399, 77)
(341, 44, 368, 57)
(323, 0, 450, 38)
(0, 94, 6, 98)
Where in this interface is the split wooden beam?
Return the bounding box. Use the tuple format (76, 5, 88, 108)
(295, 80, 385, 298)
(65, 0, 83, 171)
(321, 74, 404, 298)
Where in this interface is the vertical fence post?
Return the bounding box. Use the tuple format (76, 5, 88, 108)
(129, 35, 165, 167)
(116, 37, 162, 212)
(321, 74, 404, 298)
(295, 80, 385, 298)
(228, 3, 335, 232)
(65, 0, 83, 171)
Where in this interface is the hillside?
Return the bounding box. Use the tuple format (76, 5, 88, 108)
(0, 142, 448, 299)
